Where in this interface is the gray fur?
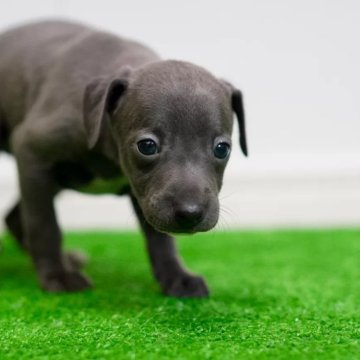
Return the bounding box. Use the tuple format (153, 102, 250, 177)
(0, 21, 247, 297)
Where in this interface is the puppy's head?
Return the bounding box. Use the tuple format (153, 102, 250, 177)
(83, 60, 247, 233)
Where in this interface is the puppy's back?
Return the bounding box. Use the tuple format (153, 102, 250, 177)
(0, 21, 158, 130)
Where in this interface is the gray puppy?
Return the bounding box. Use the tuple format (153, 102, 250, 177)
(0, 21, 247, 297)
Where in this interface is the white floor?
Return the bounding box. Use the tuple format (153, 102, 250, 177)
(1, 154, 360, 231)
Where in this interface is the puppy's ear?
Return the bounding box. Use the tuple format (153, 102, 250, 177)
(222, 81, 248, 157)
(232, 89, 248, 156)
(83, 74, 129, 149)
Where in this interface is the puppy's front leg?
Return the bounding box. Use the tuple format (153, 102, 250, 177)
(131, 196, 209, 297)
(12, 130, 91, 292)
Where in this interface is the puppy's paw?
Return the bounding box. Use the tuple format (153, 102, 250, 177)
(40, 271, 92, 293)
(162, 273, 209, 298)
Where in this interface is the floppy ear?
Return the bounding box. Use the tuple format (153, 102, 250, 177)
(231, 89, 248, 156)
(83, 76, 129, 149)
(222, 81, 248, 156)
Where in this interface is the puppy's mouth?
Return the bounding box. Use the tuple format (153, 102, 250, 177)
(151, 221, 217, 235)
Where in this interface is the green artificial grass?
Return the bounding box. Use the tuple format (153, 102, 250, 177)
(0, 229, 359, 359)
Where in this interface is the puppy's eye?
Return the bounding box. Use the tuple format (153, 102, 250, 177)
(213, 142, 231, 159)
(137, 139, 159, 155)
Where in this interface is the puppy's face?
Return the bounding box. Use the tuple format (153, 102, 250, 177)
(84, 61, 247, 234)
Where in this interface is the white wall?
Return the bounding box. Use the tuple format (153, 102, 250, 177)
(1, 0, 360, 229)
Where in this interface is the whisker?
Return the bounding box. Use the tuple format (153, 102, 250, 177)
(220, 203, 242, 227)
(215, 208, 231, 232)
(219, 191, 239, 201)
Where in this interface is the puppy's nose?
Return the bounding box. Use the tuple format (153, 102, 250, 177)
(174, 203, 204, 228)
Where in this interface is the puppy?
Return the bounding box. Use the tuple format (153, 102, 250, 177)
(0, 21, 247, 297)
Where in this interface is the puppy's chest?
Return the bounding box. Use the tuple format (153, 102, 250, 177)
(53, 154, 130, 195)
